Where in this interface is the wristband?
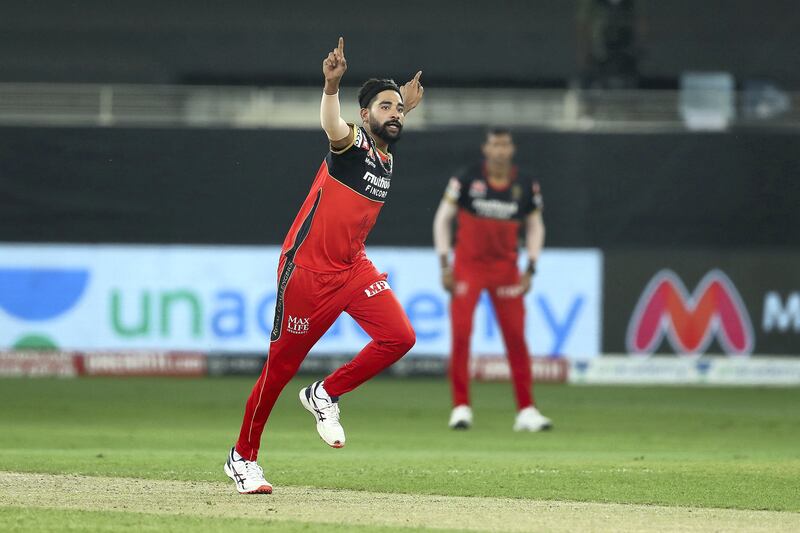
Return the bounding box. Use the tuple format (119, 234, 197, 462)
(526, 260, 537, 275)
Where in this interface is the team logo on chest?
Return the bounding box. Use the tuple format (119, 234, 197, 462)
(469, 180, 487, 198)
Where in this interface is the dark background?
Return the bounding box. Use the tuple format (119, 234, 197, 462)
(2, 126, 798, 248)
(1, 0, 798, 88)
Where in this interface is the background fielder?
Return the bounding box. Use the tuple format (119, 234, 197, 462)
(433, 128, 552, 432)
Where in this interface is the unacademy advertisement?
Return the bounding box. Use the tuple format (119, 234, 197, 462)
(0, 245, 602, 358)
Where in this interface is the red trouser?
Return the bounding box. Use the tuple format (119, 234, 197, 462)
(449, 262, 534, 410)
(236, 257, 415, 460)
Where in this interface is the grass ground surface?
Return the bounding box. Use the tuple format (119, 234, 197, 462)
(1, 377, 799, 531)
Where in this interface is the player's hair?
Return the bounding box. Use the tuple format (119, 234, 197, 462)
(358, 78, 402, 109)
(486, 126, 513, 139)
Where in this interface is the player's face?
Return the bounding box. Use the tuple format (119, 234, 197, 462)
(363, 90, 405, 144)
(482, 133, 515, 165)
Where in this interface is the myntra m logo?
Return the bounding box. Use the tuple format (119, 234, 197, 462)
(626, 270, 754, 356)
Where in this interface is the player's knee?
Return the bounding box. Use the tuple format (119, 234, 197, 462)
(392, 324, 416, 355)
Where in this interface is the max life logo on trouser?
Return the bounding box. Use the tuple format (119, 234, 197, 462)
(287, 315, 310, 335)
(626, 269, 754, 356)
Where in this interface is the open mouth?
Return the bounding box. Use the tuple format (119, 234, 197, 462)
(385, 122, 402, 133)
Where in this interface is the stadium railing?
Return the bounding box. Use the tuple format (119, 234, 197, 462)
(0, 83, 797, 132)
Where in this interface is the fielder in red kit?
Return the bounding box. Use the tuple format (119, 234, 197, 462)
(224, 37, 424, 494)
(432, 128, 552, 432)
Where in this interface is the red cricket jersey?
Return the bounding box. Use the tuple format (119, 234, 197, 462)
(281, 124, 393, 272)
(444, 162, 543, 269)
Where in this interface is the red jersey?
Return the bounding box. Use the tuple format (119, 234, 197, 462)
(444, 162, 543, 268)
(281, 124, 393, 272)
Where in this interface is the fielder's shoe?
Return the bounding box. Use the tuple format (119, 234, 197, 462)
(299, 380, 345, 448)
(513, 406, 553, 432)
(223, 447, 272, 494)
(448, 405, 473, 430)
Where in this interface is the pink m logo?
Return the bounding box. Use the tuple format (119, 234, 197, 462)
(626, 270, 754, 356)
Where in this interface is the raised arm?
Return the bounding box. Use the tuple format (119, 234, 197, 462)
(400, 70, 424, 115)
(433, 198, 458, 292)
(320, 37, 353, 150)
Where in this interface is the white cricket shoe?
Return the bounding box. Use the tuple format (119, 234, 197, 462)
(448, 405, 473, 430)
(223, 447, 273, 494)
(513, 406, 553, 432)
(299, 380, 345, 448)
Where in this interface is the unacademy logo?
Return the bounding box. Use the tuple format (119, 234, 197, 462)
(0, 268, 90, 320)
(0, 267, 90, 348)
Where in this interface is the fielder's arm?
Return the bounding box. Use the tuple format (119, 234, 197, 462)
(433, 198, 458, 292)
(524, 210, 545, 279)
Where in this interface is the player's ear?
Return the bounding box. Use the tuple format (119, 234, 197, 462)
(360, 108, 369, 124)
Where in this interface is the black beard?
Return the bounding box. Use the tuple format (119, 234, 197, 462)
(369, 117, 403, 144)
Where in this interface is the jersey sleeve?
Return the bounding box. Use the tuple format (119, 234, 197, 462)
(522, 179, 544, 215)
(330, 124, 369, 157)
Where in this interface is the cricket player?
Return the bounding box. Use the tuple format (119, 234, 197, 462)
(432, 128, 552, 432)
(224, 37, 424, 494)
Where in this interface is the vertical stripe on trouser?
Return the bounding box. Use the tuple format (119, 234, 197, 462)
(246, 365, 269, 451)
(270, 260, 296, 342)
(246, 257, 297, 453)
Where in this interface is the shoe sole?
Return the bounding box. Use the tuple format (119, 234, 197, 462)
(298, 387, 345, 449)
(223, 461, 273, 494)
(514, 422, 554, 432)
(449, 421, 471, 430)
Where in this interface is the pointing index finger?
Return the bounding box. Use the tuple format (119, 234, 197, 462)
(413, 70, 422, 82)
(338, 36, 344, 55)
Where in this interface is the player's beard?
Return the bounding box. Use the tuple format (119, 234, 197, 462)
(369, 115, 403, 145)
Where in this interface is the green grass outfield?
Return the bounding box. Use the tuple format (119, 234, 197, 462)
(1, 377, 799, 531)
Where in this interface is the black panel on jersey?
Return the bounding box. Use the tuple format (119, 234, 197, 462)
(446, 163, 542, 221)
(325, 125, 393, 203)
(285, 188, 322, 260)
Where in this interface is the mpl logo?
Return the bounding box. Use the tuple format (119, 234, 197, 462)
(0, 267, 90, 348)
(364, 280, 390, 298)
(626, 269, 754, 357)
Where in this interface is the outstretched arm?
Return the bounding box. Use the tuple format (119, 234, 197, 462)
(320, 37, 353, 150)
